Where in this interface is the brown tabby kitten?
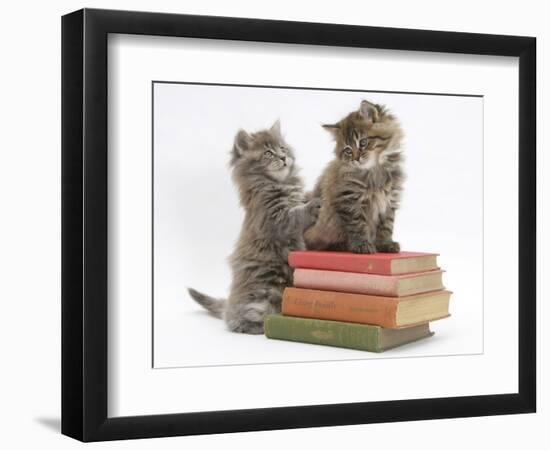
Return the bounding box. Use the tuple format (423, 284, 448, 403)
(305, 100, 404, 254)
(189, 121, 321, 334)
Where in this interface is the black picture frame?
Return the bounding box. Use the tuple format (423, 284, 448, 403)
(61, 8, 536, 442)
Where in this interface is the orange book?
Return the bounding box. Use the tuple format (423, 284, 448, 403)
(282, 287, 451, 329)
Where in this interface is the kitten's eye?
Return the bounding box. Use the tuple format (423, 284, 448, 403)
(360, 138, 368, 147)
(343, 147, 353, 156)
(264, 150, 273, 158)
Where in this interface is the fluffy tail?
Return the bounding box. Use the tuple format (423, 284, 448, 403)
(187, 288, 225, 319)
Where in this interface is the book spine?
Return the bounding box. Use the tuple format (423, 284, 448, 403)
(282, 288, 398, 328)
(288, 253, 392, 275)
(293, 268, 399, 296)
(264, 315, 383, 352)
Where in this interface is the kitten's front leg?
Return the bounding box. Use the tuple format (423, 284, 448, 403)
(289, 198, 321, 231)
(332, 192, 376, 254)
(375, 208, 400, 253)
(302, 197, 322, 229)
(348, 230, 377, 254)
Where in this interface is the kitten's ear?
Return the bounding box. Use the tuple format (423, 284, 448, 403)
(322, 123, 340, 135)
(270, 119, 282, 137)
(234, 129, 252, 156)
(359, 100, 379, 123)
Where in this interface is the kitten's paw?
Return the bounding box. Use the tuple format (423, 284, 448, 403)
(376, 241, 401, 253)
(305, 198, 322, 224)
(349, 240, 377, 254)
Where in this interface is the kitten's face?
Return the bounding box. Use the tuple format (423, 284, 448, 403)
(231, 121, 295, 181)
(324, 100, 400, 170)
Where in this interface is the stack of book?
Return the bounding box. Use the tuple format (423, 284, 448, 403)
(265, 251, 452, 352)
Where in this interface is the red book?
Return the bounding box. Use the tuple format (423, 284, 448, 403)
(288, 251, 439, 275)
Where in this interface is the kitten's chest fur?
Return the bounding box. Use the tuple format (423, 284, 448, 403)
(355, 166, 395, 221)
(252, 182, 304, 217)
(243, 178, 305, 242)
(235, 179, 305, 278)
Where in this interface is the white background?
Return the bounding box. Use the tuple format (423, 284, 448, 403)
(153, 83, 484, 368)
(0, 1, 547, 449)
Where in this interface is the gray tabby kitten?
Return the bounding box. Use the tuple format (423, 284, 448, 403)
(305, 100, 404, 254)
(189, 121, 320, 334)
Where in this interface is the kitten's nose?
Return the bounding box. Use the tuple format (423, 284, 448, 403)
(281, 156, 287, 166)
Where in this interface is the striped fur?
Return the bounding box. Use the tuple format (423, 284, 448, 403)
(188, 121, 320, 334)
(305, 100, 405, 254)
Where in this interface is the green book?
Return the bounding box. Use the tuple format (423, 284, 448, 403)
(264, 314, 434, 352)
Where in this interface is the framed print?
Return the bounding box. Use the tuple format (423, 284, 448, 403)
(61, 8, 536, 442)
